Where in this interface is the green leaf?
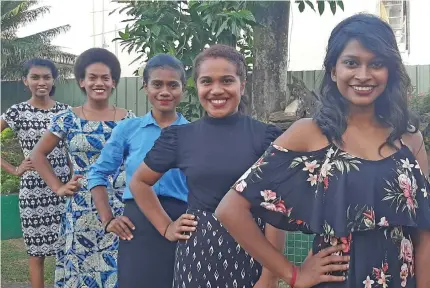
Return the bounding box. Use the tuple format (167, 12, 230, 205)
(237, 10, 256, 22)
(186, 76, 195, 88)
(329, 0, 336, 14)
(305, 1, 316, 11)
(151, 25, 161, 37)
(317, 0, 325, 15)
(216, 19, 229, 38)
(298, 1, 305, 12)
(337, 1, 345, 11)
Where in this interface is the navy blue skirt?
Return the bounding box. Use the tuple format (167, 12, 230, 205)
(118, 197, 187, 288)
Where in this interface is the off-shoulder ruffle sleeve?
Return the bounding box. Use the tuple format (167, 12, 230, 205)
(262, 124, 282, 152)
(144, 125, 179, 173)
(232, 143, 430, 237)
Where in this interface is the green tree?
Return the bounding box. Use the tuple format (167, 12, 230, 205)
(1, 1, 76, 80)
(113, 0, 343, 120)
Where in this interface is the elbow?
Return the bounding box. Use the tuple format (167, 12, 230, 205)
(215, 197, 232, 225)
(29, 150, 42, 164)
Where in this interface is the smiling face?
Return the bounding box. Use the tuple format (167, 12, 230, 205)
(79, 62, 115, 101)
(23, 66, 54, 98)
(144, 67, 183, 113)
(196, 57, 245, 118)
(332, 39, 389, 108)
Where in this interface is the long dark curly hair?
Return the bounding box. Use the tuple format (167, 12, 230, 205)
(314, 13, 418, 150)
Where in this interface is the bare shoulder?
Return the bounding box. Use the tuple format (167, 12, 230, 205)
(402, 130, 429, 176)
(402, 129, 424, 155)
(274, 118, 329, 152)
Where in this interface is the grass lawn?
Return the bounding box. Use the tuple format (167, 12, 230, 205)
(1, 238, 290, 287)
(1, 238, 55, 285)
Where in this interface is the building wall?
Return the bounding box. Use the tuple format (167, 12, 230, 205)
(17, 0, 141, 77)
(287, 0, 430, 71)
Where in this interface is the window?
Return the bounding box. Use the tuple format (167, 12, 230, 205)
(379, 0, 410, 53)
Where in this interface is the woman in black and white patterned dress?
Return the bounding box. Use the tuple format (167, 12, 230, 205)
(1, 59, 70, 288)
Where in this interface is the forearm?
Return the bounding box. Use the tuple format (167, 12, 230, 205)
(31, 152, 63, 192)
(216, 191, 294, 282)
(130, 178, 172, 236)
(260, 224, 286, 281)
(1, 158, 17, 175)
(91, 186, 114, 223)
(415, 230, 430, 288)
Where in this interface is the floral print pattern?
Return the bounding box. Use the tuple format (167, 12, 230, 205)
(232, 143, 430, 287)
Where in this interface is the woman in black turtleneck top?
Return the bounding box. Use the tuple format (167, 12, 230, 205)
(129, 45, 346, 287)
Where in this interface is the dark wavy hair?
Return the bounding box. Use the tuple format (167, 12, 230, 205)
(193, 44, 248, 113)
(74, 48, 121, 93)
(143, 54, 186, 86)
(314, 13, 418, 150)
(22, 58, 58, 96)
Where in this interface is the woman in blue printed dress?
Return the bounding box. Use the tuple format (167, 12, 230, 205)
(31, 48, 135, 288)
(216, 14, 430, 288)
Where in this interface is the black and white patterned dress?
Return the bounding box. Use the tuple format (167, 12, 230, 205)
(1, 102, 70, 257)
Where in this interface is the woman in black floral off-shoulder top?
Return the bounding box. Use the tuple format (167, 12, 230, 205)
(216, 14, 430, 288)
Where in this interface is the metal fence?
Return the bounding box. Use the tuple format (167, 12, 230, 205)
(2, 65, 430, 115)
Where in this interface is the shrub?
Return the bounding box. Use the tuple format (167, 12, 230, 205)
(1, 128, 23, 194)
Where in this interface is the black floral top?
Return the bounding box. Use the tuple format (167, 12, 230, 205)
(232, 141, 430, 288)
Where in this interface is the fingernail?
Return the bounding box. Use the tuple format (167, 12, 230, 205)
(192, 227, 196, 230)
(194, 221, 198, 225)
(132, 227, 136, 230)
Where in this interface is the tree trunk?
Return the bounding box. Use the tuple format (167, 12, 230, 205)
(251, 1, 290, 121)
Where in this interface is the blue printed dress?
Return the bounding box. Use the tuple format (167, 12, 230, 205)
(49, 108, 135, 288)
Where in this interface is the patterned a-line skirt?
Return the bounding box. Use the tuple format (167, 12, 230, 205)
(173, 208, 265, 288)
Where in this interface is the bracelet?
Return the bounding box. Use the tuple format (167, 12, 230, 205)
(163, 222, 172, 238)
(103, 218, 115, 233)
(290, 265, 298, 288)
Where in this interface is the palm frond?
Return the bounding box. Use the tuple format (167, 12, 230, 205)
(2, 6, 51, 34)
(1, 0, 75, 81)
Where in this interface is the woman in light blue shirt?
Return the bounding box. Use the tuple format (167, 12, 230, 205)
(88, 54, 190, 288)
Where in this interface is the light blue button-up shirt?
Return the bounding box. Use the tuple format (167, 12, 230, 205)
(87, 112, 189, 202)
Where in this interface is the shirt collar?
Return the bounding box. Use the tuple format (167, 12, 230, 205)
(140, 111, 188, 128)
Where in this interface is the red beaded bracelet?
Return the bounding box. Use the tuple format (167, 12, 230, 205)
(290, 265, 298, 288)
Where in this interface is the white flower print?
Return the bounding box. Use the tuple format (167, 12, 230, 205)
(378, 271, 388, 288)
(399, 237, 413, 263)
(401, 158, 414, 171)
(303, 160, 320, 173)
(320, 158, 333, 178)
(422, 187, 428, 198)
(235, 180, 247, 192)
(326, 147, 335, 158)
(414, 160, 422, 175)
(273, 144, 288, 152)
(307, 174, 318, 186)
(378, 217, 389, 227)
(261, 190, 277, 202)
(363, 276, 374, 288)
(400, 263, 408, 287)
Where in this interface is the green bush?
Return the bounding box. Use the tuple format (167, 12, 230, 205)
(409, 90, 430, 162)
(1, 128, 23, 194)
